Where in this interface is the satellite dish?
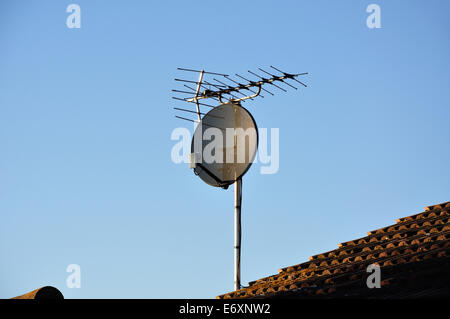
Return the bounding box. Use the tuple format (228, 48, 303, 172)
(190, 102, 258, 189)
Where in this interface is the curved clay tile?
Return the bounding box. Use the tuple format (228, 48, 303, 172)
(12, 286, 64, 299)
(393, 233, 403, 239)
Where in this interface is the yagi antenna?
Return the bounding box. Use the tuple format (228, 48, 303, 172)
(172, 66, 308, 292)
(173, 66, 307, 123)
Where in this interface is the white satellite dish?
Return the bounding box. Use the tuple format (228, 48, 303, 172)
(190, 102, 258, 189)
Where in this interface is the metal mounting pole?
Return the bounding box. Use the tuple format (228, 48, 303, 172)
(234, 177, 242, 291)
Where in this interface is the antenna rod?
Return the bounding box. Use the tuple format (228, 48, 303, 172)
(177, 67, 229, 77)
(234, 177, 242, 291)
(194, 70, 205, 121)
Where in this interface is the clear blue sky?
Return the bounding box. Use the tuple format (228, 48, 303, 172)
(1, 0, 449, 298)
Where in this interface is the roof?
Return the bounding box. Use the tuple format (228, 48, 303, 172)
(11, 286, 64, 299)
(217, 201, 450, 299)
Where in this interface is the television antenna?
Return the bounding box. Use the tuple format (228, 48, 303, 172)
(172, 66, 307, 291)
